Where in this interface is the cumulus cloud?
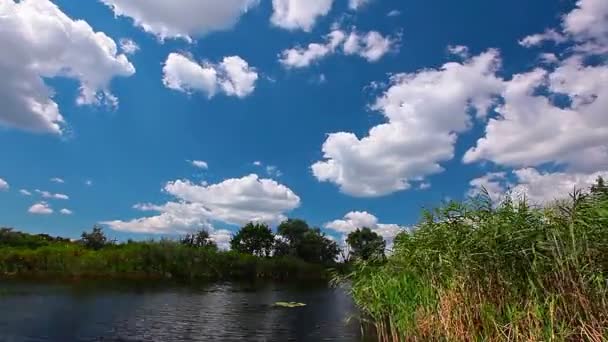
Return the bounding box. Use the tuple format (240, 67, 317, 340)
(271, 0, 333, 32)
(464, 57, 608, 172)
(0, 178, 8, 191)
(100, 0, 258, 41)
(60, 208, 73, 215)
(35, 189, 69, 200)
(103, 174, 301, 235)
(119, 38, 140, 55)
(279, 28, 398, 68)
(189, 160, 208, 169)
(28, 202, 53, 215)
(163, 53, 258, 98)
(0, 0, 135, 134)
(469, 169, 608, 205)
(520, 0, 608, 53)
(326, 211, 403, 250)
(312, 50, 504, 197)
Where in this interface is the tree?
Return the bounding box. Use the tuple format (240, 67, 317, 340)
(230, 223, 275, 257)
(181, 229, 217, 250)
(81, 225, 108, 250)
(277, 219, 339, 263)
(277, 219, 309, 253)
(590, 176, 608, 200)
(346, 227, 386, 261)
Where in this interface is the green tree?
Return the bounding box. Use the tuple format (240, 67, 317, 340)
(277, 218, 309, 253)
(590, 175, 608, 200)
(277, 219, 339, 263)
(230, 222, 275, 257)
(346, 227, 386, 261)
(181, 229, 217, 250)
(81, 225, 108, 250)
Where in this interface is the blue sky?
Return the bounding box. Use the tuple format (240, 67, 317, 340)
(0, 0, 607, 248)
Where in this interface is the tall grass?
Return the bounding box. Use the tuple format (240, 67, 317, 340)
(0, 240, 329, 282)
(344, 188, 608, 341)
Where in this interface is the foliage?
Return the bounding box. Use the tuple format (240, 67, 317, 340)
(80, 225, 109, 250)
(341, 178, 608, 341)
(230, 223, 275, 257)
(181, 230, 217, 250)
(346, 227, 386, 261)
(0, 228, 70, 249)
(0, 239, 329, 282)
(277, 219, 339, 263)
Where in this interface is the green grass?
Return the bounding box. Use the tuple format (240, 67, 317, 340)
(0, 240, 330, 282)
(341, 187, 608, 341)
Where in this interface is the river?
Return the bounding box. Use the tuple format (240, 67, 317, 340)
(0, 280, 365, 341)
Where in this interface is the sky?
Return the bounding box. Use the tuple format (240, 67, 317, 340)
(0, 0, 607, 249)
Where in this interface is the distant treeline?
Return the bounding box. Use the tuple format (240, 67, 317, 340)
(341, 177, 608, 341)
(0, 217, 387, 282)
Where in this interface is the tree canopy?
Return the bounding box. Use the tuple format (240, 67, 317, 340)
(230, 222, 274, 257)
(181, 229, 217, 250)
(346, 227, 386, 261)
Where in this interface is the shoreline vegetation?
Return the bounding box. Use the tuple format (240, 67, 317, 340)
(0, 220, 343, 282)
(340, 177, 608, 341)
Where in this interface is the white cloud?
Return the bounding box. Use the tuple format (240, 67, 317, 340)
(59, 208, 73, 215)
(387, 10, 401, 17)
(28, 202, 53, 215)
(0, 178, 8, 191)
(103, 174, 301, 234)
(539, 53, 559, 64)
(418, 182, 431, 190)
(50, 177, 65, 184)
(35, 189, 69, 200)
(163, 53, 258, 98)
(464, 57, 608, 172)
(0, 0, 135, 135)
(253, 161, 262, 166)
(119, 38, 140, 55)
(271, 0, 333, 32)
(447, 45, 470, 58)
(520, 0, 608, 53)
(519, 29, 567, 47)
(325, 211, 403, 250)
(265, 165, 283, 177)
(85, 180, 93, 186)
(312, 50, 504, 197)
(209, 229, 233, 250)
(467, 172, 507, 203)
(279, 28, 397, 68)
(469, 169, 608, 205)
(189, 160, 209, 169)
(20, 189, 32, 196)
(100, 0, 259, 41)
(343, 30, 398, 62)
(349, 0, 372, 11)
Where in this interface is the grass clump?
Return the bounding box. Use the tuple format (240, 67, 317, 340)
(343, 180, 608, 341)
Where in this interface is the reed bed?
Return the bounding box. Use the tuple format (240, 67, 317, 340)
(344, 187, 608, 341)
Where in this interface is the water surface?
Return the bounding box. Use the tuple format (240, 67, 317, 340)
(0, 280, 363, 341)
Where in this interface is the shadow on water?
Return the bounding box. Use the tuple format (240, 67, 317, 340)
(0, 279, 371, 341)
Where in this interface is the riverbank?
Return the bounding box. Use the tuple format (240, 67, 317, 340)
(344, 182, 608, 341)
(0, 242, 335, 282)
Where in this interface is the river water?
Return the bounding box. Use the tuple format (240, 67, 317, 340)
(0, 280, 365, 341)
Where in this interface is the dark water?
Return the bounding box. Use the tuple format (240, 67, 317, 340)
(0, 280, 364, 342)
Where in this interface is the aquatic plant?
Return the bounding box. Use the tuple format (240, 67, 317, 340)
(343, 179, 608, 341)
